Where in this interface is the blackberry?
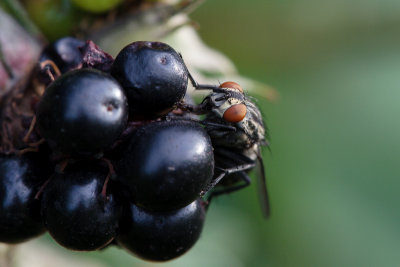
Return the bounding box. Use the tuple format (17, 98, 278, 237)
(0, 154, 50, 243)
(41, 161, 122, 251)
(116, 120, 214, 211)
(36, 68, 128, 156)
(40, 37, 85, 73)
(117, 198, 206, 261)
(111, 41, 188, 118)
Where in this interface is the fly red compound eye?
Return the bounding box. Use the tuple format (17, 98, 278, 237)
(219, 81, 244, 93)
(223, 103, 247, 123)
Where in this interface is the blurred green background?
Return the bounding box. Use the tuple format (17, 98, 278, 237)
(195, 0, 400, 266)
(9, 0, 400, 266)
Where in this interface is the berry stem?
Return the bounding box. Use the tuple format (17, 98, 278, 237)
(35, 175, 54, 200)
(1, 122, 14, 154)
(22, 115, 36, 143)
(16, 139, 46, 156)
(40, 60, 61, 82)
(100, 158, 116, 198)
(55, 159, 69, 174)
(101, 174, 110, 198)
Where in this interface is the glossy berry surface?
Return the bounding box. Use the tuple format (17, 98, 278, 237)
(40, 37, 85, 73)
(117, 120, 214, 211)
(36, 68, 128, 155)
(41, 162, 122, 251)
(117, 199, 206, 261)
(0, 154, 49, 244)
(111, 41, 188, 118)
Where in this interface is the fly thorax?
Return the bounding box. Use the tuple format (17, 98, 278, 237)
(242, 144, 259, 161)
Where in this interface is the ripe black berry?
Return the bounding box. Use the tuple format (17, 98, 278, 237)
(40, 37, 85, 73)
(0, 154, 50, 244)
(36, 68, 128, 156)
(41, 162, 122, 251)
(117, 199, 206, 261)
(116, 120, 214, 211)
(111, 41, 188, 118)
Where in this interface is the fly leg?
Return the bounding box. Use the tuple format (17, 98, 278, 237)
(200, 162, 255, 196)
(165, 116, 236, 132)
(205, 172, 251, 206)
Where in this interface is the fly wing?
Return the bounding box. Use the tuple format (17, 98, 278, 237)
(255, 151, 270, 218)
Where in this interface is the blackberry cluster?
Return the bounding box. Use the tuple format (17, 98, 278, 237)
(0, 38, 212, 261)
(0, 37, 269, 262)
